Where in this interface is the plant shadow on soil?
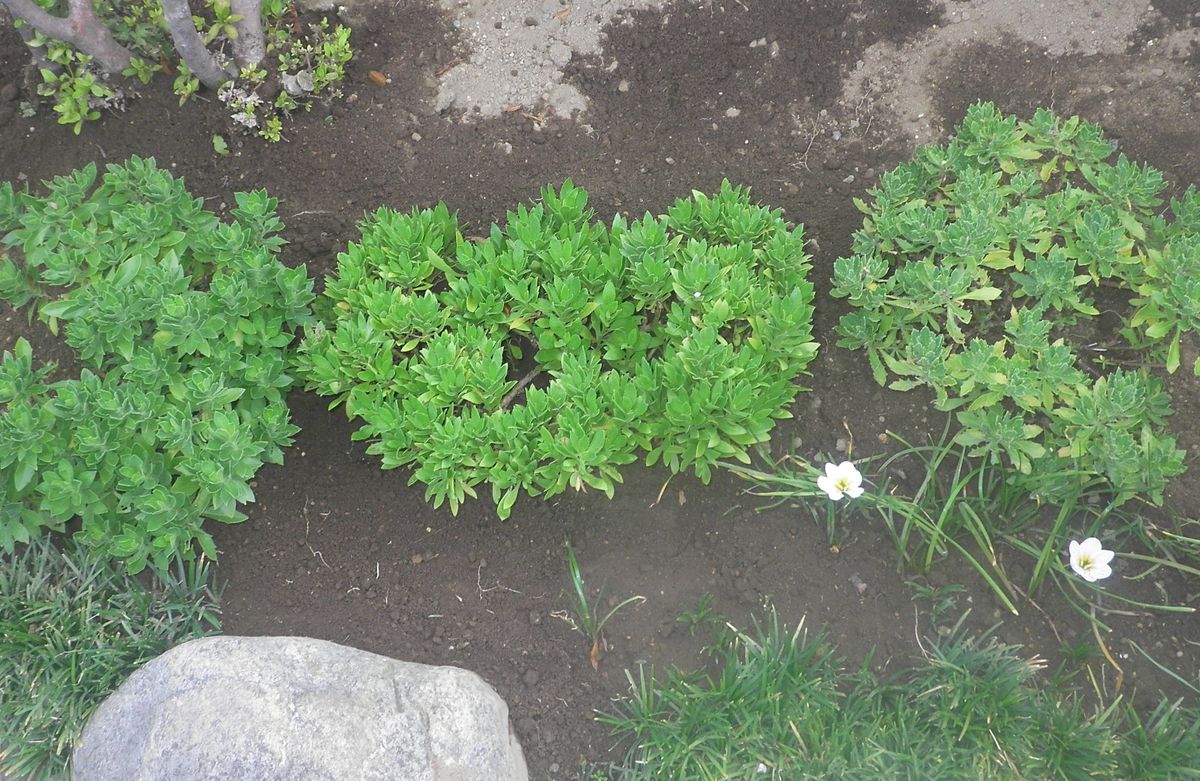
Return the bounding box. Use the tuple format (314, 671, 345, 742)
(1, 0, 1199, 775)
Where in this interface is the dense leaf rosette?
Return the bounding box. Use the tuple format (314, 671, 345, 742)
(832, 103, 1192, 503)
(298, 181, 818, 518)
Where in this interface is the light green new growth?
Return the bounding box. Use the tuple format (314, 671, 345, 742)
(298, 180, 819, 518)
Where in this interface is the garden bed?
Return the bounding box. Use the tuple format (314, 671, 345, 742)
(1, 0, 1198, 776)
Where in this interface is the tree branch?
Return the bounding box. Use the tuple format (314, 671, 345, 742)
(0, 0, 132, 72)
(160, 0, 233, 88)
(500, 368, 543, 410)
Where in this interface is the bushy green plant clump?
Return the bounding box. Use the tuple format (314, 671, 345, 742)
(0, 537, 222, 779)
(0, 157, 314, 572)
(599, 609, 1200, 780)
(215, 16, 353, 143)
(25, 0, 352, 138)
(297, 181, 818, 518)
(832, 102, 1196, 505)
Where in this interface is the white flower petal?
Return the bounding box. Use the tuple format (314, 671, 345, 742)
(817, 475, 842, 500)
(1067, 537, 1115, 582)
(846, 485, 864, 498)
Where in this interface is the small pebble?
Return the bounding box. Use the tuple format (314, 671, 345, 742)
(724, 106, 741, 118)
(524, 15, 537, 26)
(617, 79, 630, 92)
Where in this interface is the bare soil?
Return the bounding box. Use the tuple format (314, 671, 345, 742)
(1, 1, 1198, 776)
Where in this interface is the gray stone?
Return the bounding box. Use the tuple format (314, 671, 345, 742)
(72, 636, 528, 781)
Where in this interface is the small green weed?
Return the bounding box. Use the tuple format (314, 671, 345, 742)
(676, 592, 717, 636)
(907, 580, 965, 626)
(558, 540, 645, 671)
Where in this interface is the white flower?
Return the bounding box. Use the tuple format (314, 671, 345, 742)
(1068, 538, 1114, 582)
(817, 461, 864, 501)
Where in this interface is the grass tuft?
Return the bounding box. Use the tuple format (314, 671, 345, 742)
(598, 608, 1200, 780)
(0, 537, 222, 779)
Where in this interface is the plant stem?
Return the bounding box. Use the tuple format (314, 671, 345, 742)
(500, 368, 541, 410)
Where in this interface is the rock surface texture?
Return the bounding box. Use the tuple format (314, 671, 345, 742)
(71, 636, 528, 781)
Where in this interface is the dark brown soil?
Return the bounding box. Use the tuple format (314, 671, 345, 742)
(1, 2, 1198, 777)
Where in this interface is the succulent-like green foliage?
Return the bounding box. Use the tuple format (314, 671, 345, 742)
(0, 157, 314, 571)
(297, 181, 818, 518)
(832, 103, 1192, 504)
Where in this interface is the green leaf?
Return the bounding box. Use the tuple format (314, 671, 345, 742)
(961, 286, 1002, 302)
(1166, 329, 1180, 374)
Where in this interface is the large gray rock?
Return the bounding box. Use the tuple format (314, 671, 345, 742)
(72, 636, 528, 781)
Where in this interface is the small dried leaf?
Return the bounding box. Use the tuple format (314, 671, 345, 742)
(367, 70, 388, 87)
(554, 8, 570, 19)
(677, 490, 687, 506)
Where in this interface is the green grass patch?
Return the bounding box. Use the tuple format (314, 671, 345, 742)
(0, 537, 222, 779)
(597, 609, 1200, 780)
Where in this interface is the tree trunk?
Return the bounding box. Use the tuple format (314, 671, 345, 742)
(0, 0, 133, 73)
(160, 0, 233, 88)
(230, 0, 265, 69)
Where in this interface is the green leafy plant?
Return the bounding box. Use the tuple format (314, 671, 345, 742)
(0, 157, 314, 571)
(599, 607, 1200, 780)
(35, 50, 114, 133)
(0, 536, 222, 779)
(216, 18, 353, 142)
(831, 102, 1193, 505)
(8, 0, 352, 140)
(297, 181, 819, 519)
(559, 540, 645, 670)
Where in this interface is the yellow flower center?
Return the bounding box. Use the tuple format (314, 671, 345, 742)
(836, 477, 852, 492)
(1079, 554, 1093, 569)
